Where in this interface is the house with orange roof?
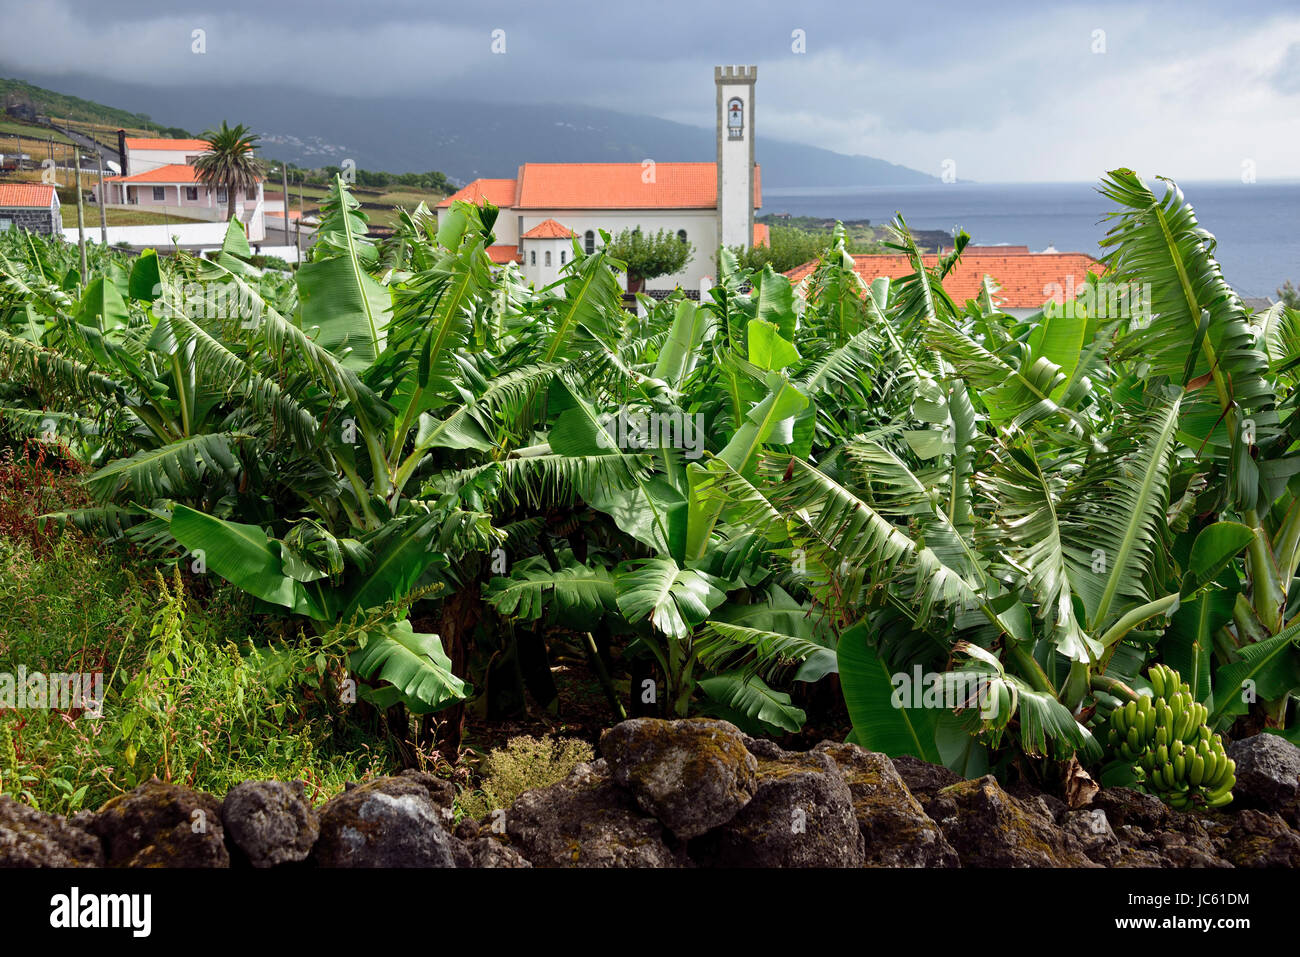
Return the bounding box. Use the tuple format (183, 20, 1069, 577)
(0, 183, 60, 235)
(438, 66, 765, 294)
(784, 249, 1107, 319)
(93, 136, 265, 241)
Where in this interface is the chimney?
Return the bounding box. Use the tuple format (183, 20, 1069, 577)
(116, 129, 128, 176)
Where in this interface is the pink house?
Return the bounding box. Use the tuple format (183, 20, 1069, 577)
(95, 137, 265, 240)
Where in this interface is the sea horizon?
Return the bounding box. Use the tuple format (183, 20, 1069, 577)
(761, 180, 1300, 298)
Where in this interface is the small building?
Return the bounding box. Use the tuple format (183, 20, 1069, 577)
(94, 137, 265, 241)
(437, 65, 765, 294)
(0, 183, 60, 235)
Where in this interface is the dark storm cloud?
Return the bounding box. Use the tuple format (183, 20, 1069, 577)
(1, 0, 1298, 180)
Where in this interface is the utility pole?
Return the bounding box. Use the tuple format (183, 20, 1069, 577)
(296, 174, 303, 265)
(96, 149, 108, 245)
(280, 163, 290, 247)
(73, 149, 87, 282)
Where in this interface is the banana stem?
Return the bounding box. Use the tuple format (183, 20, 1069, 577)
(583, 632, 626, 721)
(1096, 592, 1180, 650)
(1061, 659, 1091, 710)
(1244, 511, 1284, 632)
(1005, 641, 1055, 696)
(1090, 673, 1140, 703)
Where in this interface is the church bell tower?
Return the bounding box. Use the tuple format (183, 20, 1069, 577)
(715, 64, 757, 258)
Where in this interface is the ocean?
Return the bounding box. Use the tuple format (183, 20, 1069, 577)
(762, 181, 1300, 299)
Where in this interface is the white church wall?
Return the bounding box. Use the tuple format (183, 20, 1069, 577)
(521, 209, 718, 289)
(521, 236, 576, 287)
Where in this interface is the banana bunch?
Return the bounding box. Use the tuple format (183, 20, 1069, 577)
(1105, 663, 1235, 811)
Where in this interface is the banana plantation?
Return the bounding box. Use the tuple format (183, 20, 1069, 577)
(1, 170, 1299, 862)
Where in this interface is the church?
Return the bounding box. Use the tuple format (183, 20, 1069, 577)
(436, 66, 765, 294)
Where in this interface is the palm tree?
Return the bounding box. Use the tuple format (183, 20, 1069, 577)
(193, 121, 264, 225)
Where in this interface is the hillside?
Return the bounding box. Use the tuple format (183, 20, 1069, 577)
(0, 77, 189, 137)
(3, 71, 937, 189)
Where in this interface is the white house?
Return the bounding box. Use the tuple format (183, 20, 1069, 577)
(94, 137, 265, 241)
(437, 66, 767, 294)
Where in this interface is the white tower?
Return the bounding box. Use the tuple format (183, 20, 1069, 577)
(715, 64, 756, 258)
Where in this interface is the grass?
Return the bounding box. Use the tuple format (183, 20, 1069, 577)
(0, 443, 400, 814)
(268, 182, 448, 230)
(0, 119, 76, 147)
(60, 206, 208, 228)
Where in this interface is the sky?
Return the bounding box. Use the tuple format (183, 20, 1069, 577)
(1, 0, 1298, 182)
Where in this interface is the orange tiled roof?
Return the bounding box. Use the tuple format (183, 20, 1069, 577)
(753, 223, 770, 247)
(0, 183, 57, 207)
(441, 163, 762, 211)
(515, 162, 761, 209)
(104, 164, 200, 184)
(785, 252, 1105, 310)
(521, 218, 575, 239)
(437, 178, 518, 209)
(941, 244, 1031, 255)
(124, 138, 211, 151)
(487, 244, 523, 264)
(103, 165, 262, 186)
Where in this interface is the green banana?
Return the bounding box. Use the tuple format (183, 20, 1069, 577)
(1103, 663, 1234, 811)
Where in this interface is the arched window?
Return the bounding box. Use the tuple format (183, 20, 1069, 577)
(584, 230, 595, 255)
(545, 250, 552, 267)
(727, 97, 744, 140)
(560, 250, 566, 265)
(530, 250, 536, 265)
(677, 229, 687, 243)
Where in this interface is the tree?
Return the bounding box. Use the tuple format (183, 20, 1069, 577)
(1278, 279, 1299, 309)
(193, 121, 265, 224)
(604, 228, 693, 292)
(735, 224, 885, 273)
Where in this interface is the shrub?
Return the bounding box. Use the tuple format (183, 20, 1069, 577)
(0, 479, 401, 813)
(457, 734, 594, 820)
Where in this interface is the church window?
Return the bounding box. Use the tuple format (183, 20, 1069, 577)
(727, 97, 744, 140)
(530, 251, 536, 265)
(584, 230, 595, 254)
(677, 229, 687, 243)
(545, 250, 552, 266)
(560, 250, 566, 265)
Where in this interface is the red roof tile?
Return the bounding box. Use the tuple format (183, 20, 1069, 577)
(521, 218, 575, 239)
(487, 244, 523, 264)
(124, 138, 211, 152)
(103, 165, 263, 186)
(941, 244, 1031, 255)
(0, 183, 57, 207)
(437, 178, 518, 209)
(786, 252, 1105, 310)
(514, 162, 761, 210)
(753, 222, 770, 247)
(443, 164, 764, 211)
(104, 164, 200, 184)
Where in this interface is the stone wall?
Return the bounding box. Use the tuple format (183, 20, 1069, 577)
(1, 207, 59, 235)
(2, 719, 1297, 868)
